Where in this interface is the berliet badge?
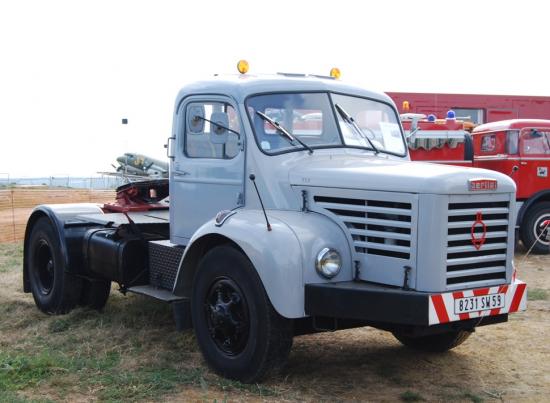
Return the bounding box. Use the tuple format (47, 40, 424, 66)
(469, 178, 498, 191)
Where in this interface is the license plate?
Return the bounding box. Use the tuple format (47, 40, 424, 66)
(454, 293, 505, 314)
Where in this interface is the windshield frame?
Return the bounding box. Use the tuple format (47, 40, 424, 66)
(244, 90, 407, 157)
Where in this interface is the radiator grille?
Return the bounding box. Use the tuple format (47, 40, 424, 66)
(446, 200, 509, 290)
(313, 195, 412, 260)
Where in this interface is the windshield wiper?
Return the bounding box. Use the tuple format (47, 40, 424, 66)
(255, 111, 313, 154)
(334, 103, 379, 154)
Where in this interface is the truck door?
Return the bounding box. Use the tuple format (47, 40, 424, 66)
(519, 127, 550, 199)
(170, 97, 244, 243)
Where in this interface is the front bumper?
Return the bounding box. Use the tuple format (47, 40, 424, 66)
(305, 279, 527, 326)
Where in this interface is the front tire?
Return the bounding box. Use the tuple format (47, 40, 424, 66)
(26, 217, 82, 314)
(520, 202, 550, 254)
(191, 245, 293, 383)
(392, 329, 471, 352)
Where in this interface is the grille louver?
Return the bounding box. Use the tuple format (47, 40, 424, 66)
(446, 200, 509, 290)
(314, 196, 412, 260)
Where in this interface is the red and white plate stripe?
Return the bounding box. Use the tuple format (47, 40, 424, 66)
(428, 279, 527, 325)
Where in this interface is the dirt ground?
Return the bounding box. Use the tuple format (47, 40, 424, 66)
(1, 244, 548, 402)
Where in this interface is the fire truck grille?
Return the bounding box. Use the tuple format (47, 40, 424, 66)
(446, 200, 509, 290)
(313, 196, 412, 259)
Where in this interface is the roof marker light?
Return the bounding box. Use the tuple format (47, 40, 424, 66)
(330, 67, 341, 79)
(402, 101, 410, 112)
(237, 60, 249, 74)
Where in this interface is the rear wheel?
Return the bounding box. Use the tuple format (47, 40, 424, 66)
(26, 217, 82, 314)
(191, 245, 293, 383)
(392, 329, 472, 352)
(520, 202, 550, 254)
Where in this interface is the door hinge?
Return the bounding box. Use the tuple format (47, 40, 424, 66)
(302, 190, 309, 212)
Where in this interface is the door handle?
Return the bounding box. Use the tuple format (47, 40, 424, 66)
(174, 171, 190, 177)
(165, 136, 176, 159)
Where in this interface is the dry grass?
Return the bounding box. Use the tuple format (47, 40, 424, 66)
(1, 243, 549, 402)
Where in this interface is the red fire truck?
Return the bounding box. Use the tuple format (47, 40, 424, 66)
(389, 92, 550, 124)
(404, 113, 550, 254)
(403, 112, 474, 167)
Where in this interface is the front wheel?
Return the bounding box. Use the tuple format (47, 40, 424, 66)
(392, 329, 472, 352)
(520, 202, 550, 254)
(191, 245, 293, 383)
(26, 217, 82, 314)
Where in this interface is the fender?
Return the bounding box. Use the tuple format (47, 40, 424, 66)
(517, 189, 550, 225)
(23, 203, 104, 292)
(173, 209, 352, 318)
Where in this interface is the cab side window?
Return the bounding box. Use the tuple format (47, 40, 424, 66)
(521, 128, 550, 155)
(185, 102, 240, 159)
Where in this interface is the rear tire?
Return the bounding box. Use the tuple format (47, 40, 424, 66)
(520, 202, 550, 254)
(191, 245, 293, 383)
(26, 217, 82, 314)
(79, 279, 111, 310)
(392, 330, 472, 352)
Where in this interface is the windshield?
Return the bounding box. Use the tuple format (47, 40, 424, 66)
(246, 92, 406, 156)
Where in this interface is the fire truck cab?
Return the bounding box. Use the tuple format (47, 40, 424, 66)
(472, 119, 550, 253)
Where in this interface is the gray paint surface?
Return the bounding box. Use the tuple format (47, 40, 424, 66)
(162, 74, 518, 318)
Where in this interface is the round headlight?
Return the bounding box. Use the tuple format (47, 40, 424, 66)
(315, 248, 342, 279)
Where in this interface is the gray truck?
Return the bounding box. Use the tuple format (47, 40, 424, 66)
(23, 67, 527, 382)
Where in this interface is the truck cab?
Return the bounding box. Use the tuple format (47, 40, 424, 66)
(23, 65, 527, 383)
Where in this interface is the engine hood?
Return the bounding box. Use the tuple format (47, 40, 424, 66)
(289, 155, 516, 195)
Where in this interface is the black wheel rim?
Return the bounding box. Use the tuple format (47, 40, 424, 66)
(533, 213, 550, 246)
(204, 277, 250, 356)
(34, 239, 55, 295)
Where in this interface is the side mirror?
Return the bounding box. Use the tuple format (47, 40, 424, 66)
(210, 112, 229, 144)
(188, 105, 205, 133)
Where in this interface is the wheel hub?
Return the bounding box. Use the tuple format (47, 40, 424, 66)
(205, 277, 249, 356)
(534, 214, 550, 246)
(35, 239, 55, 295)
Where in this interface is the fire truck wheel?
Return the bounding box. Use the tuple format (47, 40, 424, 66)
(79, 279, 111, 310)
(520, 202, 550, 254)
(191, 245, 293, 383)
(392, 329, 471, 352)
(26, 217, 82, 315)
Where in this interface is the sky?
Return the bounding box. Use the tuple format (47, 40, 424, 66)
(1, 0, 549, 177)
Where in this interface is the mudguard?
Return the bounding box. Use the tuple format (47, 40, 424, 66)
(173, 209, 352, 318)
(517, 189, 550, 225)
(23, 204, 104, 292)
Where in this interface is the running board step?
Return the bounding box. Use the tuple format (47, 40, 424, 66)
(126, 285, 184, 302)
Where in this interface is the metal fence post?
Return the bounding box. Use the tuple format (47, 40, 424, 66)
(10, 189, 16, 242)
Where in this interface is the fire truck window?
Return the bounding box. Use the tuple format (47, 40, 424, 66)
(185, 102, 240, 159)
(522, 129, 550, 155)
(481, 134, 496, 152)
(452, 108, 484, 124)
(506, 130, 519, 154)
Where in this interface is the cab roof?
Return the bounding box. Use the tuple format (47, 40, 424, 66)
(473, 119, 550, 133)
(174, 74, 395, 107)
